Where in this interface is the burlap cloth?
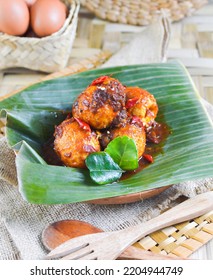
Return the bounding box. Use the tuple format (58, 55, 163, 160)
(0, 16, 213, 260)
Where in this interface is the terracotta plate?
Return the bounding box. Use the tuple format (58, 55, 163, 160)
(88, 185, 171, 204)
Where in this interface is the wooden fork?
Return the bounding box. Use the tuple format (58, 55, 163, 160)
(45, 191, 213, 260)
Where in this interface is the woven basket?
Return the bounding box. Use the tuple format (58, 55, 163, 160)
(80, 0, 207, 25)
(0, 0, 80, 73)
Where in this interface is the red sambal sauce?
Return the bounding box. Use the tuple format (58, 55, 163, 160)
(121, 121, 171, 180)
(42, 120, 171, 179)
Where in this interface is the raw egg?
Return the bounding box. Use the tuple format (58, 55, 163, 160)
(30, 0, 67, 37)
(0, 0, 30, 36)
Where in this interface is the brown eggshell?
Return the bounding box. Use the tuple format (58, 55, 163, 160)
(30, 0, 67, 37)
(0, 0, 30, 36)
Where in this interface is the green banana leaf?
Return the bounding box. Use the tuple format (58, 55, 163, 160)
(1, 61, 213, 204)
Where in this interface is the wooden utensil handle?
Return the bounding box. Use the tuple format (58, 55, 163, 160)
(118, 192, 213, 247)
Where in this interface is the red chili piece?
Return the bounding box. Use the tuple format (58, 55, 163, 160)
(90, 76, 109, 86)
(126, 97, 139, 109)
(74, 117, 91, 132)
(143, 154, 154, 163)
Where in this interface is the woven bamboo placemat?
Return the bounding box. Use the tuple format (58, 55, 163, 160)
(132, 211, 213, 259)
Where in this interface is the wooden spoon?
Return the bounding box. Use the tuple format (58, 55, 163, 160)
(42, 220, 103, 251)
(41, 219, 184, 260)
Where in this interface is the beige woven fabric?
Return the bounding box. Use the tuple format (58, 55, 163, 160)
(0, 138, 17, 187)
(0, 17, 213, 260)
(102, 15, 170, 67)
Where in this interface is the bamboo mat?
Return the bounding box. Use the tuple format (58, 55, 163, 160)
(133, 211, 213, 259)
(0, 3, 213, 260)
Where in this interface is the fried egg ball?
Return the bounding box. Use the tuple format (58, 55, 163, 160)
(125, 87, 158, 126)
(54, 118, 101, 168)
(72, 76, 126, 130)
(101, 119, 146, 158)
